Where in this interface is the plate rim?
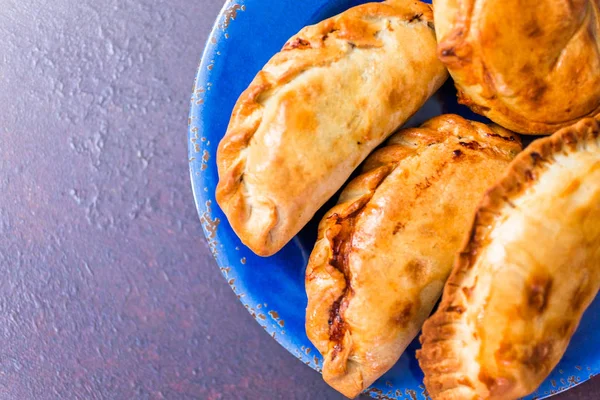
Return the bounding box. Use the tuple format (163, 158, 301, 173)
(187, 0, 322, 375)
(187, 1, 599, 399)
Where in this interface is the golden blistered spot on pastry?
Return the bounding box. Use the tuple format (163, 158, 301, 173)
(495, 341, 516, 366)
(392, 222, 405, 235)
(525, 342, 554, 373)
(526, 275, 553, 313)
(388, 86, 405, 110)
(526, 80, 549, 104)
(443, 203, 459, 222)
(392, 301, 414, 327)
(459, 141, 481, 151)
(354, 97, 371, 117)
(284, 37, 312, 50)
(279, 92, 319, 133)
(406, 259, 429, 284)
(336, 18, 381, 47)
(478, 370, 515, 398)
(520, 63, 534, 75)
(523, 18, 543, 38)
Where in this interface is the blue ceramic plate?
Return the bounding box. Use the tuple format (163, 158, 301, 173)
(188, 1, 599, 398)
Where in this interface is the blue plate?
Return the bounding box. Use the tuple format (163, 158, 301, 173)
(188, 1, 600, 398)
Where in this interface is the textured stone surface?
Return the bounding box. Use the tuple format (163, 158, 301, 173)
(0, 0, 596, 399)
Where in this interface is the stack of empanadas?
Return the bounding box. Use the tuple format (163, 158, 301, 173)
(214, 0, 600, 398)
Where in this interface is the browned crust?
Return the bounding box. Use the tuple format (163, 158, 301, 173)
(435, 0, 600, 135)
(306, 114, 521, 398)
(215, 0, 436, 256)
(325, 164, 395, 359)
(417, 116, 600, 400)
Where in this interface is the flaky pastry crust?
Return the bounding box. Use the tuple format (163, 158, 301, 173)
(418, 116, 600, 399)
(216, 0, 447, 256)
(305, 115, 522, 398)
(433, 0, 600, 134)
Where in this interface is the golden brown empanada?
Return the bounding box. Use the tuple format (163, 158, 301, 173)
(433, 0, 600, 135)
(418, 117, 600, 400)
(305, 115, 522, 398)
(216, 0, 448, 256)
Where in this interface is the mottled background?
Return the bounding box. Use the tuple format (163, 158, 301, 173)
(0, 0, 597, 399)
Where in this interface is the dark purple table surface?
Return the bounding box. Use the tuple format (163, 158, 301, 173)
(1, 1, 597, 399)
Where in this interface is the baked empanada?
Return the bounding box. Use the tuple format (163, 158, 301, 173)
(305, 115, 522, 398)
(433, 0, 600, 135)
(418, 117, 600, 400)
(216, 0, 447, 256)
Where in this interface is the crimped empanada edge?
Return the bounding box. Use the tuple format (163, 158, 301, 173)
(417, 116, 600, 400)
(304, 157, 402, 399)
(305, 128, 443, 399)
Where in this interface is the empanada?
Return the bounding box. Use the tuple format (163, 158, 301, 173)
(418, 117, 600, 400)
(305, 115, 522, 398)
(433, 0, 600, 135)
(216, 0, 447, 256)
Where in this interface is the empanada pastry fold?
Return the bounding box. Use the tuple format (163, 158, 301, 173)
(418, 116, 600, 400)
(433, 0, 600, 134)
(306, 115, 522, 398)
(217, 0, 448, 256)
